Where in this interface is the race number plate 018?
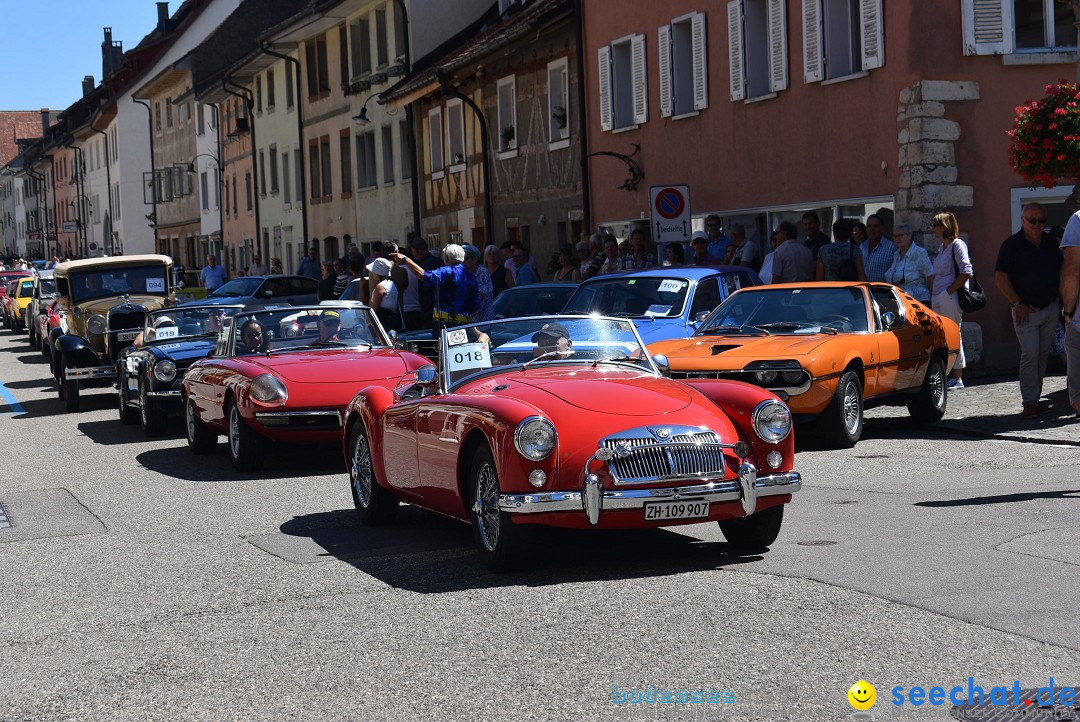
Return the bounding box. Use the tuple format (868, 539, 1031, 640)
(643, 500, 709, 521)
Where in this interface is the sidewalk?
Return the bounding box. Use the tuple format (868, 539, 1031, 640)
(865, 373, 1079, 446)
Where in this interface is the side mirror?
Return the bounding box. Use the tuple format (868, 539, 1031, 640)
(176, 281, 186, 290)
(388, 329, 398, 342)
(416, 364, 438, 388)
(263, 289, 273, 298)
(881, 311, 896, 329)
(692, 310, 711, 326)
(652, 354, 670, 375)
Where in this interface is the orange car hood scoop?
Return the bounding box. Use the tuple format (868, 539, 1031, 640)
(512, 372, 693, 415)
(711, 345, 739, 355)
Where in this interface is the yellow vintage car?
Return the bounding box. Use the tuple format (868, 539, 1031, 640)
(649, 282, 962, 448)
(2, 278, 35, 333)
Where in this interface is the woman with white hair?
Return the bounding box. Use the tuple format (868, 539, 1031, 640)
(484, 244, 513, 298)
(366, 257, 403, 332)
(884, 224, 933, 303)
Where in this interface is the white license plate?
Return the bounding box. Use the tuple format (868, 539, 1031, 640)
(644, 500, 710, 521)
(117, 331, 138, 341)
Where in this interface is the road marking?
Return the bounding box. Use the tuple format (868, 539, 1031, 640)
(0, 502, 10, 529)
(0, 378, 25, 416)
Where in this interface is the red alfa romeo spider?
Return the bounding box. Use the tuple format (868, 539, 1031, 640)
(342, 315, 803, 571)
(182, 303, 430, 471)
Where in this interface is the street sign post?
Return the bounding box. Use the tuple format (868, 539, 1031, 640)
(649, 185, 691, 245)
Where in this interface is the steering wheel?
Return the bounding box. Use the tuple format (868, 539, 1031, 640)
(819, 314, 852, 331)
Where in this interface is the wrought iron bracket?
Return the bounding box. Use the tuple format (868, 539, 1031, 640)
(587, 144, 644, 192)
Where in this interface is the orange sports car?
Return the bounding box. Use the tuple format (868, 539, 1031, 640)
(648, 282, 962, 447)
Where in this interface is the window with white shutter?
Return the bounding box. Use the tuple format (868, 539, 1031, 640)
(597, 46, 613, 131)
(728, 1, 745, 100)
(768, 0, 788, 92)
(658, 25, 673, 117)
(802, 0, 823, 82)
(610, 37, 639, 130)
(547, 58, 570, 145)
(964, 0, 1076, 55)
(963, 0, 1008, 55)
(631, 34, 648, 125)
(860, 0, 883, 69)
(739, 0, 777, 99)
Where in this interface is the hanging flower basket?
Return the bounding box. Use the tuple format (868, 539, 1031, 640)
(1008, 80, 1080, 189)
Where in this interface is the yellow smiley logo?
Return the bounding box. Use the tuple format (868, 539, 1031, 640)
(847, 680, 876, 711)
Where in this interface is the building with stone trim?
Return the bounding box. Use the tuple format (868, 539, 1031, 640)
(581, 0, 1076, 371)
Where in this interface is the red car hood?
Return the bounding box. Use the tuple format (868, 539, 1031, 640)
(244, 348, 408, 383)
(506, 368, 694, 415)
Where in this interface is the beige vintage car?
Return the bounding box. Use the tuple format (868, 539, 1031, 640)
(49, 255, 177, 412)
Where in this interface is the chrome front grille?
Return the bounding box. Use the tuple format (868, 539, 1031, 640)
(601, 426, 729, 484)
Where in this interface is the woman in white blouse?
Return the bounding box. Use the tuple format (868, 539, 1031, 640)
(884, 224, 933, 303)
(928, 212, 973, 389)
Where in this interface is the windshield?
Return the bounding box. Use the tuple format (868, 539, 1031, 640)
(698, 287, 870, 335)
(440, 315, 656, 388)
(209, 278, 262, 298)
(562, 277, 691, 319)
(227, 305, 388, 355)
(142, 306, 242, 343)
(493, 284, 576, 319)
(70, 265, 169, 303)
(17, 280, 34, 297)
(38, 280, 56, 296)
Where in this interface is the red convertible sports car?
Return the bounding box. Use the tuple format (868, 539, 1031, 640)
(182, 303, 430, 471)
(342, 315, 803, 571)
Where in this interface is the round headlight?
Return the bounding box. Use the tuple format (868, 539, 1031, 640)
(780, 370, 804, 385)
(153, 359, 177, 383)
(514, 416, 557, 461)
(755, 370, 778, 385)
(753, 400, 792, 443)
(250, 373, 288, 405)
(86, 314, 107, 335)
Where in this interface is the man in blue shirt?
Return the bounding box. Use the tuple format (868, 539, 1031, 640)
(200, 255, 228, 291)
(296, 247, 321, 280)
(704, 214, 731, 261)
(860, 214, 894, 282)
(390, 243, 478, 327)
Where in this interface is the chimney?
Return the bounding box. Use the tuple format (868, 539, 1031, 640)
(156, 2, 170, 31)
(82, 76, 95, 98)
(41, 109, 51, 136)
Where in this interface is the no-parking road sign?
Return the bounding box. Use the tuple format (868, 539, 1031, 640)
(649, 185, 691, 243)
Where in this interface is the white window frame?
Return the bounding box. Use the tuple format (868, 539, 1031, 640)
(283, 148, 292, 207)
(661, 12, 708, 118)
(428, 106, 445, 179)
(497, 75, 518, 159)
(963, 0, 1077, 61)
(381, 124, 395, 185)
(351, 16, 372, 78)
(802, 0, 882, 84)
(356, 130, 377, 190)
(446, 98, 466, 173)
(547, 58, 571, 148)
(600, 33, 647, 133)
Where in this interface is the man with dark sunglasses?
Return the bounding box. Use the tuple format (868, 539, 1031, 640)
(994, 202, 1062, 418)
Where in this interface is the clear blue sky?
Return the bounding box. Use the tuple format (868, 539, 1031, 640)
(0, 0, 163, 111)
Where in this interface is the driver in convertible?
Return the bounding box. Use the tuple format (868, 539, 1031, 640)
(315, 309, 342, 343)
(531, 321, 572, 358)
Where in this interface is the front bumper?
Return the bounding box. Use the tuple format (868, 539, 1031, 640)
(499, 466, 801, 525)
(67, 365, 116, 380)
(253, 410, 343, 431)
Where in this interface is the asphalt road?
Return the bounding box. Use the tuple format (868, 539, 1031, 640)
(0, 329, 1077, 721)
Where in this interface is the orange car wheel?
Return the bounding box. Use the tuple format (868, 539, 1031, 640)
(817, 370, 863, 448)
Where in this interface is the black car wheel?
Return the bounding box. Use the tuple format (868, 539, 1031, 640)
(227, 400, 265, 471)
(117, 375, 137, 425)
(59, 354, 80, 413)
(469, 443, 530, 572)
(718, 504, 785, 550)
(907, 355, 948, 423)
(185, 397, 217, 453)
(139, 376, 167, 437)
(817, 370, 862, 448)
(348, 423, 399, 525)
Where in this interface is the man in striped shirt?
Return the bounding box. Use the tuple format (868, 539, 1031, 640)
(860, 214, 895, 282)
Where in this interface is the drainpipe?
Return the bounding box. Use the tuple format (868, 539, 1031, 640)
(66, 140, 86, 256)
(211, 104, 225, 260)
(223, 75, 261, 268)
(390, 0, 420, 237)
(258, 41, 309, 252)
(132, 96, 159, 254)
(573, 0, 591, 233)
(436, 69, 494, 245)
(89, 118, 114, 255)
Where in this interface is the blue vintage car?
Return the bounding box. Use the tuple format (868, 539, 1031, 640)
(116, 306, 243, 436)
(560, 266, 761, 345)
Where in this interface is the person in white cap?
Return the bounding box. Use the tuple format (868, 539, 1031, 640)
(366, 257, 402, 332)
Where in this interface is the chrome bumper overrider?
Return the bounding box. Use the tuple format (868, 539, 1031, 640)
(66, 366, 116, 380)
(499, 466, 801, 525)
(147, 389, 181, 398)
